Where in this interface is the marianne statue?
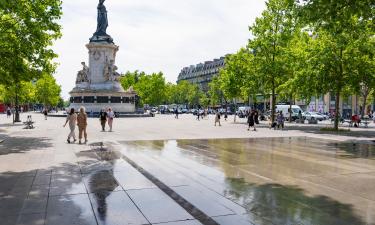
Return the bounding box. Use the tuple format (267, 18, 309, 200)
(90, 0, 113, 43)
(95, 0, 108, 36)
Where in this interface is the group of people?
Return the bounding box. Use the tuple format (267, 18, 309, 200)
(63, 107, 115, 144)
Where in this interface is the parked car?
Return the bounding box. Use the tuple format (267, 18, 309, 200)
(317, 113, 329, 120)
(303, 112, 325, 121)
(181, 108, 188, 114)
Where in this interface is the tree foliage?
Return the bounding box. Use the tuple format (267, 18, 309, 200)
(250, 0, 298, 122)
(0, 0, 62, 86)
(35, 74, 61, 107)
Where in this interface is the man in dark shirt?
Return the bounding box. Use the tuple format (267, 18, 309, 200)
(99, 109, 107, 131)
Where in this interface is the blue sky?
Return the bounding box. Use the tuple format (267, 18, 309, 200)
(53, 0, 266, 99)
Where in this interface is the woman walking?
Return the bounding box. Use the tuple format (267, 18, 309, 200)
(107, 108, 115, 132)
(247, 111, 256, 131)
(215, 111, 221, 126)
(77, 107, 88, 144)
(99, 109, 107, 131)
(63, 108, 77, 143)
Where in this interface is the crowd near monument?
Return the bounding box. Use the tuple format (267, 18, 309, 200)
(69, 0, 136, 113)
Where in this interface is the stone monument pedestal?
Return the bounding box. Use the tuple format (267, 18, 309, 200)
(69, 41, 137, 113)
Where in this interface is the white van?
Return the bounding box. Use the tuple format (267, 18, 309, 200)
(275, 105, 304, 121)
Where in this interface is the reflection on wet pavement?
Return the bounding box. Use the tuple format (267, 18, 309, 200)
(2, 137, 375, 225)
(119, 137, 375, 225)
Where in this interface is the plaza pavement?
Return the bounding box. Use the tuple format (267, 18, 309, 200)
(0, 113, 375, 225)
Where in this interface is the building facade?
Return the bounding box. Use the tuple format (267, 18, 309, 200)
(177, 56, 226, 92)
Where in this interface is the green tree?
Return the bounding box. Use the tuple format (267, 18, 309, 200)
(35, 74, 61, 107)
(299, 0, 374, 129)
(121, 71, 167, 106)
(0, 0, 62, 120)
(0, 82, 36, 105)
(208, 76, 225, 107)
(350, 32, 375, 116)
(248, 0, 298, 123)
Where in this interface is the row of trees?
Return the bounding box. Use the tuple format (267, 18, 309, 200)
(0, 74, 63, 109)
(120, 71, 209, 108)
(213, 0, 374, 130)
(0, 0, 63, 120)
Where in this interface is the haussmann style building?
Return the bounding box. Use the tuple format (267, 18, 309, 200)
(177, 56, 227, 93)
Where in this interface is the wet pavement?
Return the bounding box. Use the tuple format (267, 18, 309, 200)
(1, 114, 375, 225)
(118, 138, 375, 225)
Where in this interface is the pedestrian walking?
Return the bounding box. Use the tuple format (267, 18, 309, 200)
(107, 107, 115, 132)
(174, 108, 179, 119)
(215, 111, 221, 126)
(277, 111, 285, 130)
(77, 107, 88, 144)
(43, 108, 48, 120)
(63, 108, 77, 143)
(6, 107, 11, 118)
(224, 111, 228, 121)
(196, 110, 200, 121)
(99, 109, 107, 131)
(254, 110, 259, 125)
(247, 111, 256, 131)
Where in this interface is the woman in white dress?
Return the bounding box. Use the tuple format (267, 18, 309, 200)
(107, 108, 115, 132)
(63, 108, 77, 143)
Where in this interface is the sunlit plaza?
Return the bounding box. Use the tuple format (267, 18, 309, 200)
(1, 0, 375, 224)
(1, 113, 375, 225)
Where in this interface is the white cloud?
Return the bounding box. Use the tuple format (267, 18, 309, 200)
(53, 0, 266, 99)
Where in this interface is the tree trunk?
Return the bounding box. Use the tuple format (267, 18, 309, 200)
(234, 99, 237, 123)
(362, 92, 368, 117)
(289, 95, 293, 123)
(334, 91, 340, 130)
(271, 88, 276, 123)
(14, 91, 21, 123)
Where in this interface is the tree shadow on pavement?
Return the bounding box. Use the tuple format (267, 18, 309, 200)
(0, 135, 53, 155)
(0, 162, 98, 225)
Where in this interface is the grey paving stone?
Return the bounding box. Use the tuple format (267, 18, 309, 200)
(113, 168, 156, 190)
(172, 186, 235, 217)
(157, 220, 203, 225)
(16, 213, 45, 225)
(46, 194, 97, 225)
(33, 175, 51, 186)
(1, 214, 18, 225)
(127, 188, 193, 224)
(28, 184, 50, 198)
(49, 182, 87, 196)
(49, 174, 87, 196)
(0, 196, 26, 216)
(212, 214, 255, 225)
(83, 170, 122, 193)
(21, 196, 48, 214)
(79, 161, 113, 174)
(89, 191, 149, 225)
